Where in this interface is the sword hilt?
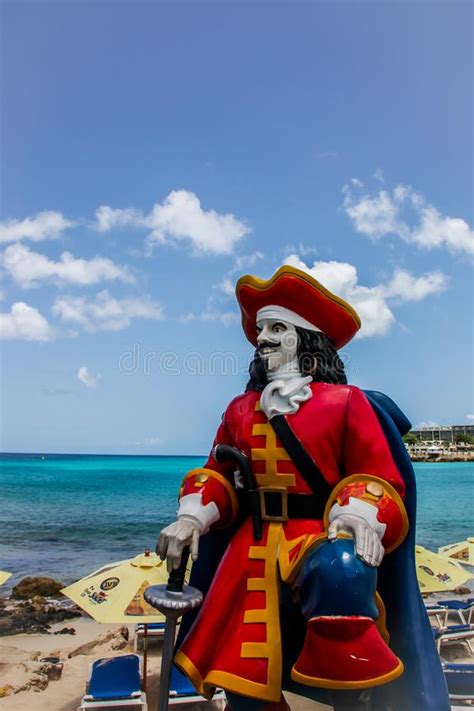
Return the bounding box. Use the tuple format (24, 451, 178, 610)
(213, 444, 262, 541)
(166, 546, 189, 593)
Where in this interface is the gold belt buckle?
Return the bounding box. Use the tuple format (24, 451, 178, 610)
(259, 487, 288, 522)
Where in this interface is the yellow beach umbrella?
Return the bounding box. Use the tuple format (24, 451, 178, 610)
(0, 571, 12, 586)
(415, 545, 472, 593)
(438, 538, 474, 567)
(61, 550, 186, 624)
(62, 550, 190, 690)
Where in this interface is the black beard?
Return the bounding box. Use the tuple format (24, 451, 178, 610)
(255, 344, 281, 376)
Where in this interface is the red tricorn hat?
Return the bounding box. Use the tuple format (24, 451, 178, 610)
(235, 265, 361, 349)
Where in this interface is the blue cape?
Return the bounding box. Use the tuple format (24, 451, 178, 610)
(365, 391, 450, 711)
(176, 391, 450, 710)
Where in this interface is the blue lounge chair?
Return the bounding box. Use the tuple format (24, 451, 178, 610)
(78, 654, 147, 710)
(443, 663, 474, 707)
(433, 623, 474, 654)
(435, 599, 474, 625)
(169, 665, 226, 708)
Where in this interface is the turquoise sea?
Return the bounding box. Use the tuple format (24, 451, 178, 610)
(0, 455, 473, 589)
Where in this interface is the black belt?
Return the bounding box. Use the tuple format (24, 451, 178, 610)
(239, 488, 326, 524)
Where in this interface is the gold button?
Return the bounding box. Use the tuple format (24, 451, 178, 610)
(366, 481, 384, 498)
(195, 472, 209, 483)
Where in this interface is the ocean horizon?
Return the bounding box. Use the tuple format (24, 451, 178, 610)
(1, 453, 473, 590)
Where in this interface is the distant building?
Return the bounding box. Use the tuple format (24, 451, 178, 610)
(410, 425, 474, 444)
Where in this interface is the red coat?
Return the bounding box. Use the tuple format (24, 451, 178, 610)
(175, 383, 408, 702)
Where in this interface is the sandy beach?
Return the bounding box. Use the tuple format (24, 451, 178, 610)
(0, 618, 233, 711)
(1, 620, 133, 711)
(0, 617, 334, 710)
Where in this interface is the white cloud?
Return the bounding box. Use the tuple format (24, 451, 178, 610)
(466, 414, 474, 422)
(343, 181, 474, 256)
(382, 269, 447, 303)
(146, 189, 250, 254)
(411, 205, 473, 254)
(95, 206, 143, 232)
(0, 302, 55, 341)
(52, 290, 164, 332)
(77, 365, 100, 389)
(95, 190, 250, 255)
(215, 251, 264, 297)
(0, 211, 74, 244)
(2, 193, 249, 260)
(217, 278, 235, 296)
(283, 254, 447, 338)
(2, 243, 135, 289)
(344, 189, 401, 239)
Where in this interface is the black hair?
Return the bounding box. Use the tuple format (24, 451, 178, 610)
(246, 326, 347, 392)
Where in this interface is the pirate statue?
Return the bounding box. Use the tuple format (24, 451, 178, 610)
(157, 266, 449, 711)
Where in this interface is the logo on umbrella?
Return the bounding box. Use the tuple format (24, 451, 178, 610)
(100, 577, 120, 591)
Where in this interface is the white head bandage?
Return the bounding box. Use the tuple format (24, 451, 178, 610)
(256, 305, 322, 334)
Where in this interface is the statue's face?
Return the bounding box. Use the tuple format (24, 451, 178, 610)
(256, 318, 298, 373)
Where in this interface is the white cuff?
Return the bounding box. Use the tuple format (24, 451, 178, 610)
(329, 496, 387, 539)
(177, 493, 220, 535)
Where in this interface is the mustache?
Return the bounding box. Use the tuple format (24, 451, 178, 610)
(257, 341, 281, 352)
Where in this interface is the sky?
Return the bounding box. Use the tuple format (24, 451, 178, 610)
(1, 1, 473, 455)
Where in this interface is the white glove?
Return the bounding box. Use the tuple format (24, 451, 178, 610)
(156, 516, 201, 573)
(327, 513, 385, 567)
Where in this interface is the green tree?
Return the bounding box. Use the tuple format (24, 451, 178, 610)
(455, 434, 474, 445)
(403, 433, 420, 446)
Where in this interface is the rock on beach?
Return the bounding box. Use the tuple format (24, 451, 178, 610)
(1, 577, 82, 637)
(11, 577, 64, 600)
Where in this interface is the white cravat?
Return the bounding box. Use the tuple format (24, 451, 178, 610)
(260, 357, 313, 420)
